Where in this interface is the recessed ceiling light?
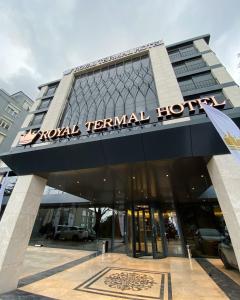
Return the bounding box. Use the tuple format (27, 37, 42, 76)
(192, 187, 195, 190)
(103, 178, 107, 182)
(166, 174, 169, 177)
(77, 181, 80, 183)
(132, 176, 135, 180)
(201, 175, 204, 178)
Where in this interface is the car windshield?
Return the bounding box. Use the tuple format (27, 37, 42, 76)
(199, 228, 220, 236)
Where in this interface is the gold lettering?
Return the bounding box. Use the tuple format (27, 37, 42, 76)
(60, 127, 71, 137)
(103, 118, 113, 129)
(39, 131, 49, 141)
(85, 121, 94, 132)
(139, 111, 150, 123)
(48, 129, 58, 139)
(56, 128, 62, 137)
(210, 96, 226, 108)
(184, 100, 197, 113)
(169, 104, 184, 115)
(94, 120, 103, 131)
(128, 112, 139, 124)
(114, 115, 127, 127)
(156, 106, 171, 119)
(196, 98, 212, 110)
(71, 125, 81, 135)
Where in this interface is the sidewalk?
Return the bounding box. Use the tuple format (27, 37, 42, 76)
(1, 247, 240, 299)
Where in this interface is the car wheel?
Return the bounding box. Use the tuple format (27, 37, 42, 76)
(219, 251, 232, 269)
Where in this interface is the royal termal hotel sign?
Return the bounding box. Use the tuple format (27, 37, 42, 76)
(19, 96, 227, 146)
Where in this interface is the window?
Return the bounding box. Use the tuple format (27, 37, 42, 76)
(179, 72, 217, 92)
(38, 98, 51, 109)
(23, 101, 30, 111)
(60, 55, 158, 127)
(45, 84, 58, 97)
(31, 112, 46, 126)
(0, 118, 11, 130)
(168, 45, 198, 61)
(173, 58, 206, 75)
(5, 105, 19, 118)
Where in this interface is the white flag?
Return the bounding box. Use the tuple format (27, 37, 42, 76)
(202, 104, 240, 163)
(0, 172, 9, 212)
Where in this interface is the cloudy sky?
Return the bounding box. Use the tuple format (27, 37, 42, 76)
(0, 0, 239, 99)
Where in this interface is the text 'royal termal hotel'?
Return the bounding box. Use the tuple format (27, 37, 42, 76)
(0, 34, 240, 293)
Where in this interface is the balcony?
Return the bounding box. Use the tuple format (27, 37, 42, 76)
(169, 49, 198, 61)
(180, 78, 217, 92)
(174, 61, 206, 75)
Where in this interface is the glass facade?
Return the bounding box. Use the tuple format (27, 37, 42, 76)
(60, 55, 158, 127)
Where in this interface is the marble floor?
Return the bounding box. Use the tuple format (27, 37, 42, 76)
(1, 247, 240, 299)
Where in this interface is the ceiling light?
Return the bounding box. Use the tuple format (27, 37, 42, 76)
(201, 175, 204, 178)
(132, 176, 135, 180)
(166, 174, 169, 177)
(77, 181, 80, 183)
(103, 178, 107, 182)
(192, 187, 195, 190)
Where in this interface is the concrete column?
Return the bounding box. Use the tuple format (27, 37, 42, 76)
(223, 85, 240, 108)
(41, 72, 74, 130)
(0, 175, 46, 294)
(149, 44, 183, 107)
(193, 38, 210, 52)
(207, 154, 240, 269)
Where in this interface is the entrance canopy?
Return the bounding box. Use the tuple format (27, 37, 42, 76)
(2, 113, 239, 176)
(42, 157, 217, 210)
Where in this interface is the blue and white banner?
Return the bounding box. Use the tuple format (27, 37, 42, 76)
(0, 172, 9, 212)
(203, 104, 240, 163)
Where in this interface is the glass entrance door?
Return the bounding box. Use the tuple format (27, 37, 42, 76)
(135, 208, 152, 256)
(133, 206, 165, 258)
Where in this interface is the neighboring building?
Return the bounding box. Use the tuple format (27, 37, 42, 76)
(0, 89, 33, 149)
(1, 34, 240, 293)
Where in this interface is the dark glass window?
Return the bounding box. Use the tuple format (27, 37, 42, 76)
(60, 55, 158, 127)
(45, 84, 58, 97)
(179, 72, 217, 92)
(38, 98, 51, 109)
(173, 58, 206, 75)
(31, 112, 46, 126)
(168, 44, 198, 61)
(184, 90, 226, 103)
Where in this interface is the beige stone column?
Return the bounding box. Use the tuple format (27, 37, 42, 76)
(0, 175, 46, 294)
(41, 72, 74, 130)
(207, 154, 240, 269)
(149, 44, 183, 107)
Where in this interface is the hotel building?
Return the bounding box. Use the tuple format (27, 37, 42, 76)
(0, 34, 240, 293)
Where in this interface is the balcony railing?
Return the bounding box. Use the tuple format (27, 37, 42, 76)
(180, 78, 217, 92)
(174, 61, 206, 75)
(169, 49, 198, 61)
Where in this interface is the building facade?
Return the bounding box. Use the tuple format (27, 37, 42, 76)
(0, 89, 33, 146)
(1, 34, 240, 293)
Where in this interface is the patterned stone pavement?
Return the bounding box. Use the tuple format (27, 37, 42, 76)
(1, 247, 240, 300)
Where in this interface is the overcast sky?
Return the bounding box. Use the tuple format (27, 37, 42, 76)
(0, 0, 239, 99)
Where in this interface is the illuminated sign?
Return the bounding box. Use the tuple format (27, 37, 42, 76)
(19, 96, 226, 146)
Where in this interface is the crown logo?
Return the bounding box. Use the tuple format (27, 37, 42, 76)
(19, 130, 40, 145)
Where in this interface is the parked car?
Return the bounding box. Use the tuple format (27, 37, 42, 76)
(54, 225, 88, 241)
(87, 229, 96, 241)
(218, 237, 238, 270)
(194, 228, 224, 255)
